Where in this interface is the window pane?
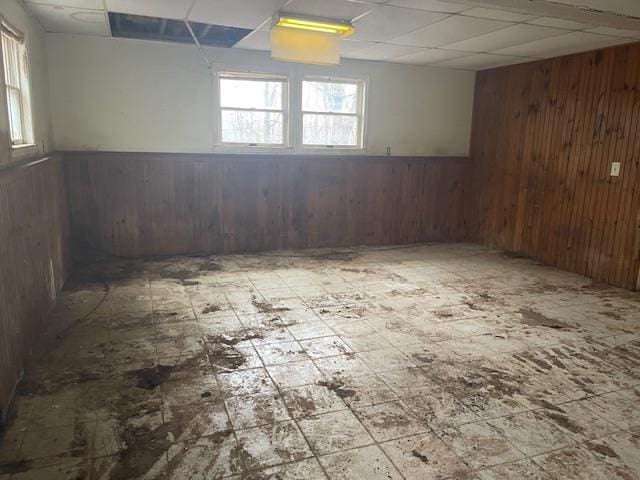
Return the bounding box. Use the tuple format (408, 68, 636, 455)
(221, 110, 283, 144)
(7, 88, 23, 142)
(303, 113, 358, 146)
(2, 34, 20, 88)
(302, 80, 358, 113)
(220, 78, 283, 110)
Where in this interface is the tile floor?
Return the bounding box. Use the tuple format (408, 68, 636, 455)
(1, 243, 639, 479)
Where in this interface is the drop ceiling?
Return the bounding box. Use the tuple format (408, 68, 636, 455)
(22, 0, 640, 70)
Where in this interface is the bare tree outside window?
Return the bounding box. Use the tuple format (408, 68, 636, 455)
(302, 79, 364, 148)
(219, 74, 287, 145)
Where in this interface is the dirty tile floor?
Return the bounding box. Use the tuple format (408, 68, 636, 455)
(1, 244, 639, 479)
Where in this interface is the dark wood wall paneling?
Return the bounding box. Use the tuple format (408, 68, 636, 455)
(468, 42, 640, 291)
(0, 155, 71, 418)
(64, 152, 469, 257)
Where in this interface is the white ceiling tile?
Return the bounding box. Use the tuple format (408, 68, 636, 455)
(346, 43, 423, 61)
(462, 7, 537, 23)
(233, 30, 271, 51)
(585, 26, 640, 39)
(391, 15, 512, 47)
(27, 0, 103, 9)
(107, 0, 191, 20)
(526, 17, 592, 30)
(282, 0, 374, 22)
(445, 24, 569, 53)
(435, 53, 530, 70)
(493, 31, 634, 58)
(189, 0, 287, 29)
(385, 0, 468, 14)
(394, 48, 469, 64)
(27, 4, 109, 35)
(352, 6, 448, 42)
(341, 39, 378, 55)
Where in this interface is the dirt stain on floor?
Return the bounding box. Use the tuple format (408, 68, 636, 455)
(411, 450, 430, 464)
(317, 380, 356, 399)
(599, 310, 623, 321)
(287, 393, 317, 415)
(205, 329, 265, 371)
(206, 330, 264, 346)
(518, 307, 570, 329)
(251, 297, 291, 315)
(207, 344, 246, 371)
(0, 459, 30, 475)
(198, 260, 223, 272)
(543, 411, 584, 434)
(202, 304, 222, 315)
(585, 442, 620, 459)
(133, 365, 173, 390)
(312, 251, 359, 261)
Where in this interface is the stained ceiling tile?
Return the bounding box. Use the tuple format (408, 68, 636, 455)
(445, 24, 569, 53)
(393, 48, 469, 64)
(463, 7, 538, 23)
(493, 31, 633, 58)
(27, 4, 109, 35)
(346, 43, 423, 61)
(189, 0, 287, 30)
(106, 0, 191, 20)
(585, 26, 640, 39)
(391, 15, 512, 47)
(526, 17, 592, 30)
(233, 30, 271, 51)
(385, 0, 468, 14)
(352, 6, 448, 42)
(436, 53, 530, 70)
(282, 0, 374, 22)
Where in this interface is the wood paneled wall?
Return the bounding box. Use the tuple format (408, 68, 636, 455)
(0, 156, 71, 418)
(467, 43, 640, 290)
(64, 152, 469, 257)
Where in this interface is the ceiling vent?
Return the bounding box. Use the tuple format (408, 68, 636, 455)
(108, 12, 252, 48)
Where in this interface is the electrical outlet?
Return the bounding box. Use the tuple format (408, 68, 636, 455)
(610, 162, 621, 177)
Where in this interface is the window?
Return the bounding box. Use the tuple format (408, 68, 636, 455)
(1, 24, 32, 146)
(218, 72, 288, 146)
(302, 78, 364, 148)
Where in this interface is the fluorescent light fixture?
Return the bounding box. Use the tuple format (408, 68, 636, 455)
(274, 14, 354, 37)
(271, 26, 340, 65)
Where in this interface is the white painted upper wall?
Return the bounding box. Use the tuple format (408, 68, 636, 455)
(0, 0, 52, 160)
(46, 34, 476, 156)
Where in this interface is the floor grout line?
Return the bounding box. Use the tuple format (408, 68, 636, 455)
(3, 245, 640, 479)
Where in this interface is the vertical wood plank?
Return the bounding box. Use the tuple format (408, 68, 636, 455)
(469, 43, 640, 290)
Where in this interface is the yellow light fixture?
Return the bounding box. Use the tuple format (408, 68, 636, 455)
(271, 26, 340, 65)
(275, 15, 354, 37)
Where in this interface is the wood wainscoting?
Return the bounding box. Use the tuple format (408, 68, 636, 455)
(0, 155, 71, 418)
(64, 152, 469, 257)
(467, 42, 640, 291)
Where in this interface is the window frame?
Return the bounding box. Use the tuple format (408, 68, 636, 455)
(301, 75, 366, 150)
(1, 20, 33, 149)
(215, 70, 290, 148)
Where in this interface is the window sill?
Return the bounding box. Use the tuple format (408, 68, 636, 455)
(302, 146, 365, 151)
(11, 144, 38, 159)
(217, 144, 290, 149)
(211, 145, 369, 156)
